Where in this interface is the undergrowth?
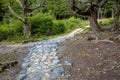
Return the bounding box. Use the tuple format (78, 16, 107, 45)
(0, 13, 113, 43)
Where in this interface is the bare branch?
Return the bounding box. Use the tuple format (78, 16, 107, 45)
(8, 5, 24, 22)
(85, 1, 99, 12)
(98, 0, 108, 7)
(70, 0, 90, 16)
(27, 4, 43, 12)
(85, 2, 92, 12)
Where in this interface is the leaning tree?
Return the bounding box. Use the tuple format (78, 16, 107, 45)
(8, 0, 44, 37)
(70, 0, 108, 31)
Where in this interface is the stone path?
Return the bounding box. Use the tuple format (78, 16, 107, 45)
(17, 28, 83, 80)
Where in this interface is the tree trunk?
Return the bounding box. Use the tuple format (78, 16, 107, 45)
(22, 0, 31, 37)
(23, 23, 31, 37)
(88, 11, 101, 31)
(111, 0, 120, 31)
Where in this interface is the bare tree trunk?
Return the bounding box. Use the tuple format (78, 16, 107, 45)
(23, 23, 31, 37)
(111, 0, 120, 31)
(22, 0, 29, 37)
(70, 0, 108, 32)
(88, 11, 101, 31)
(22, 0, 31, 37)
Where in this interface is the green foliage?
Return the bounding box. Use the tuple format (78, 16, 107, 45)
(0, 0, 8, 22)
(99, 18, 113, 27)
(46, 0, 71, 18)
(52, 21, 66, 34)
(29, 13, 65, 36)
(1, 14, 83, 42)
(0, 21, 23, 41)
(29, 14, 54, 35)
(61, 17, 84, 32)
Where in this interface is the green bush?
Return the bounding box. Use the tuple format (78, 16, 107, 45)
(29, 13, 65, 36)
(29, 14, 54, 35)
(0, 31, 7, 41)
(61, 17, 84, 32)
(0, 21, 23, 41)
(99, 18, 113, 27)
(52, 21, 66, 34)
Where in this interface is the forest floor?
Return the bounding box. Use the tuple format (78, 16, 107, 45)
(58, 31, 120, 80)
(0, 30, 120, 80)
(0, 43, 34, 80)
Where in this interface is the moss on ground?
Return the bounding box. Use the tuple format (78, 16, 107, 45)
(0, 53, 18, 73)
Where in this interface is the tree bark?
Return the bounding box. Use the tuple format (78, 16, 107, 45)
(111, 0, 120, 31)
(88, 11, 101, 31)
(22, 0, 31, 37)
(70, 0, 108, 32)
(23, 23, 31, 37)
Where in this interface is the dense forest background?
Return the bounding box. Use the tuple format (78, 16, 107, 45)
(0, 0, 120, 43)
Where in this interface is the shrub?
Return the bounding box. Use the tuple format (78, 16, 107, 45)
(8, 21, 23, 35)
(29, 14, 54, 35)
(52, 21, 66, 34)
(0, 31, 7, 41)
(0, 21, 23, 41)
(99, 18, 113, 27)
(61, 17, 84, 32)
(29, 13, 65, 36)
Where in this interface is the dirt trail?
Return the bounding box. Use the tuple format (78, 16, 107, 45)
(0, 30, 120, 80)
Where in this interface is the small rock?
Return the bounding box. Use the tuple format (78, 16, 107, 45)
(28, 73, 42, 80)
(41, 56, 48, 61)
(50, 52, 57, 56)
(64, 61, 72, 66)
(17, 74, 26, 80)
(20, 70, 26, 74)
(45, 73, 51, 77)
(53, 69, 62, 76)
(21, 63, 28, 69)
(39, 62, 44, 66)
(53, 60, 60, 64)
(41, 76, 51, 80)
(77, 68, 80, 71)
(52, 48, 57, 52)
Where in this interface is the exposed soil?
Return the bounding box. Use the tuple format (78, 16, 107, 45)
(58, 31, 120, 80)
(0, 31, 120, 80)
(0, 43, 34, 80)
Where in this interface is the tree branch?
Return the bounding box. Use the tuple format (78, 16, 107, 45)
(98, 0, 108, 7)
(27, 4, 43, 12)
(16, 0, 23, 9)
(8, 5, 24, 22)
(85, 2, 93, 12)
(70, 0, 90, 16)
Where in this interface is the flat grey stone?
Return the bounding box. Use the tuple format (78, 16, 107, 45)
(53, 69, 62, 76)
(41, 76, 51, 80)
(39, 62, 44, 66)
(21, 63, 29, 69)
(17, 74, 26, 80)
(20, 70, 26, 74)
(53, 59, 60, 64)
(64, 61, 72, 66)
